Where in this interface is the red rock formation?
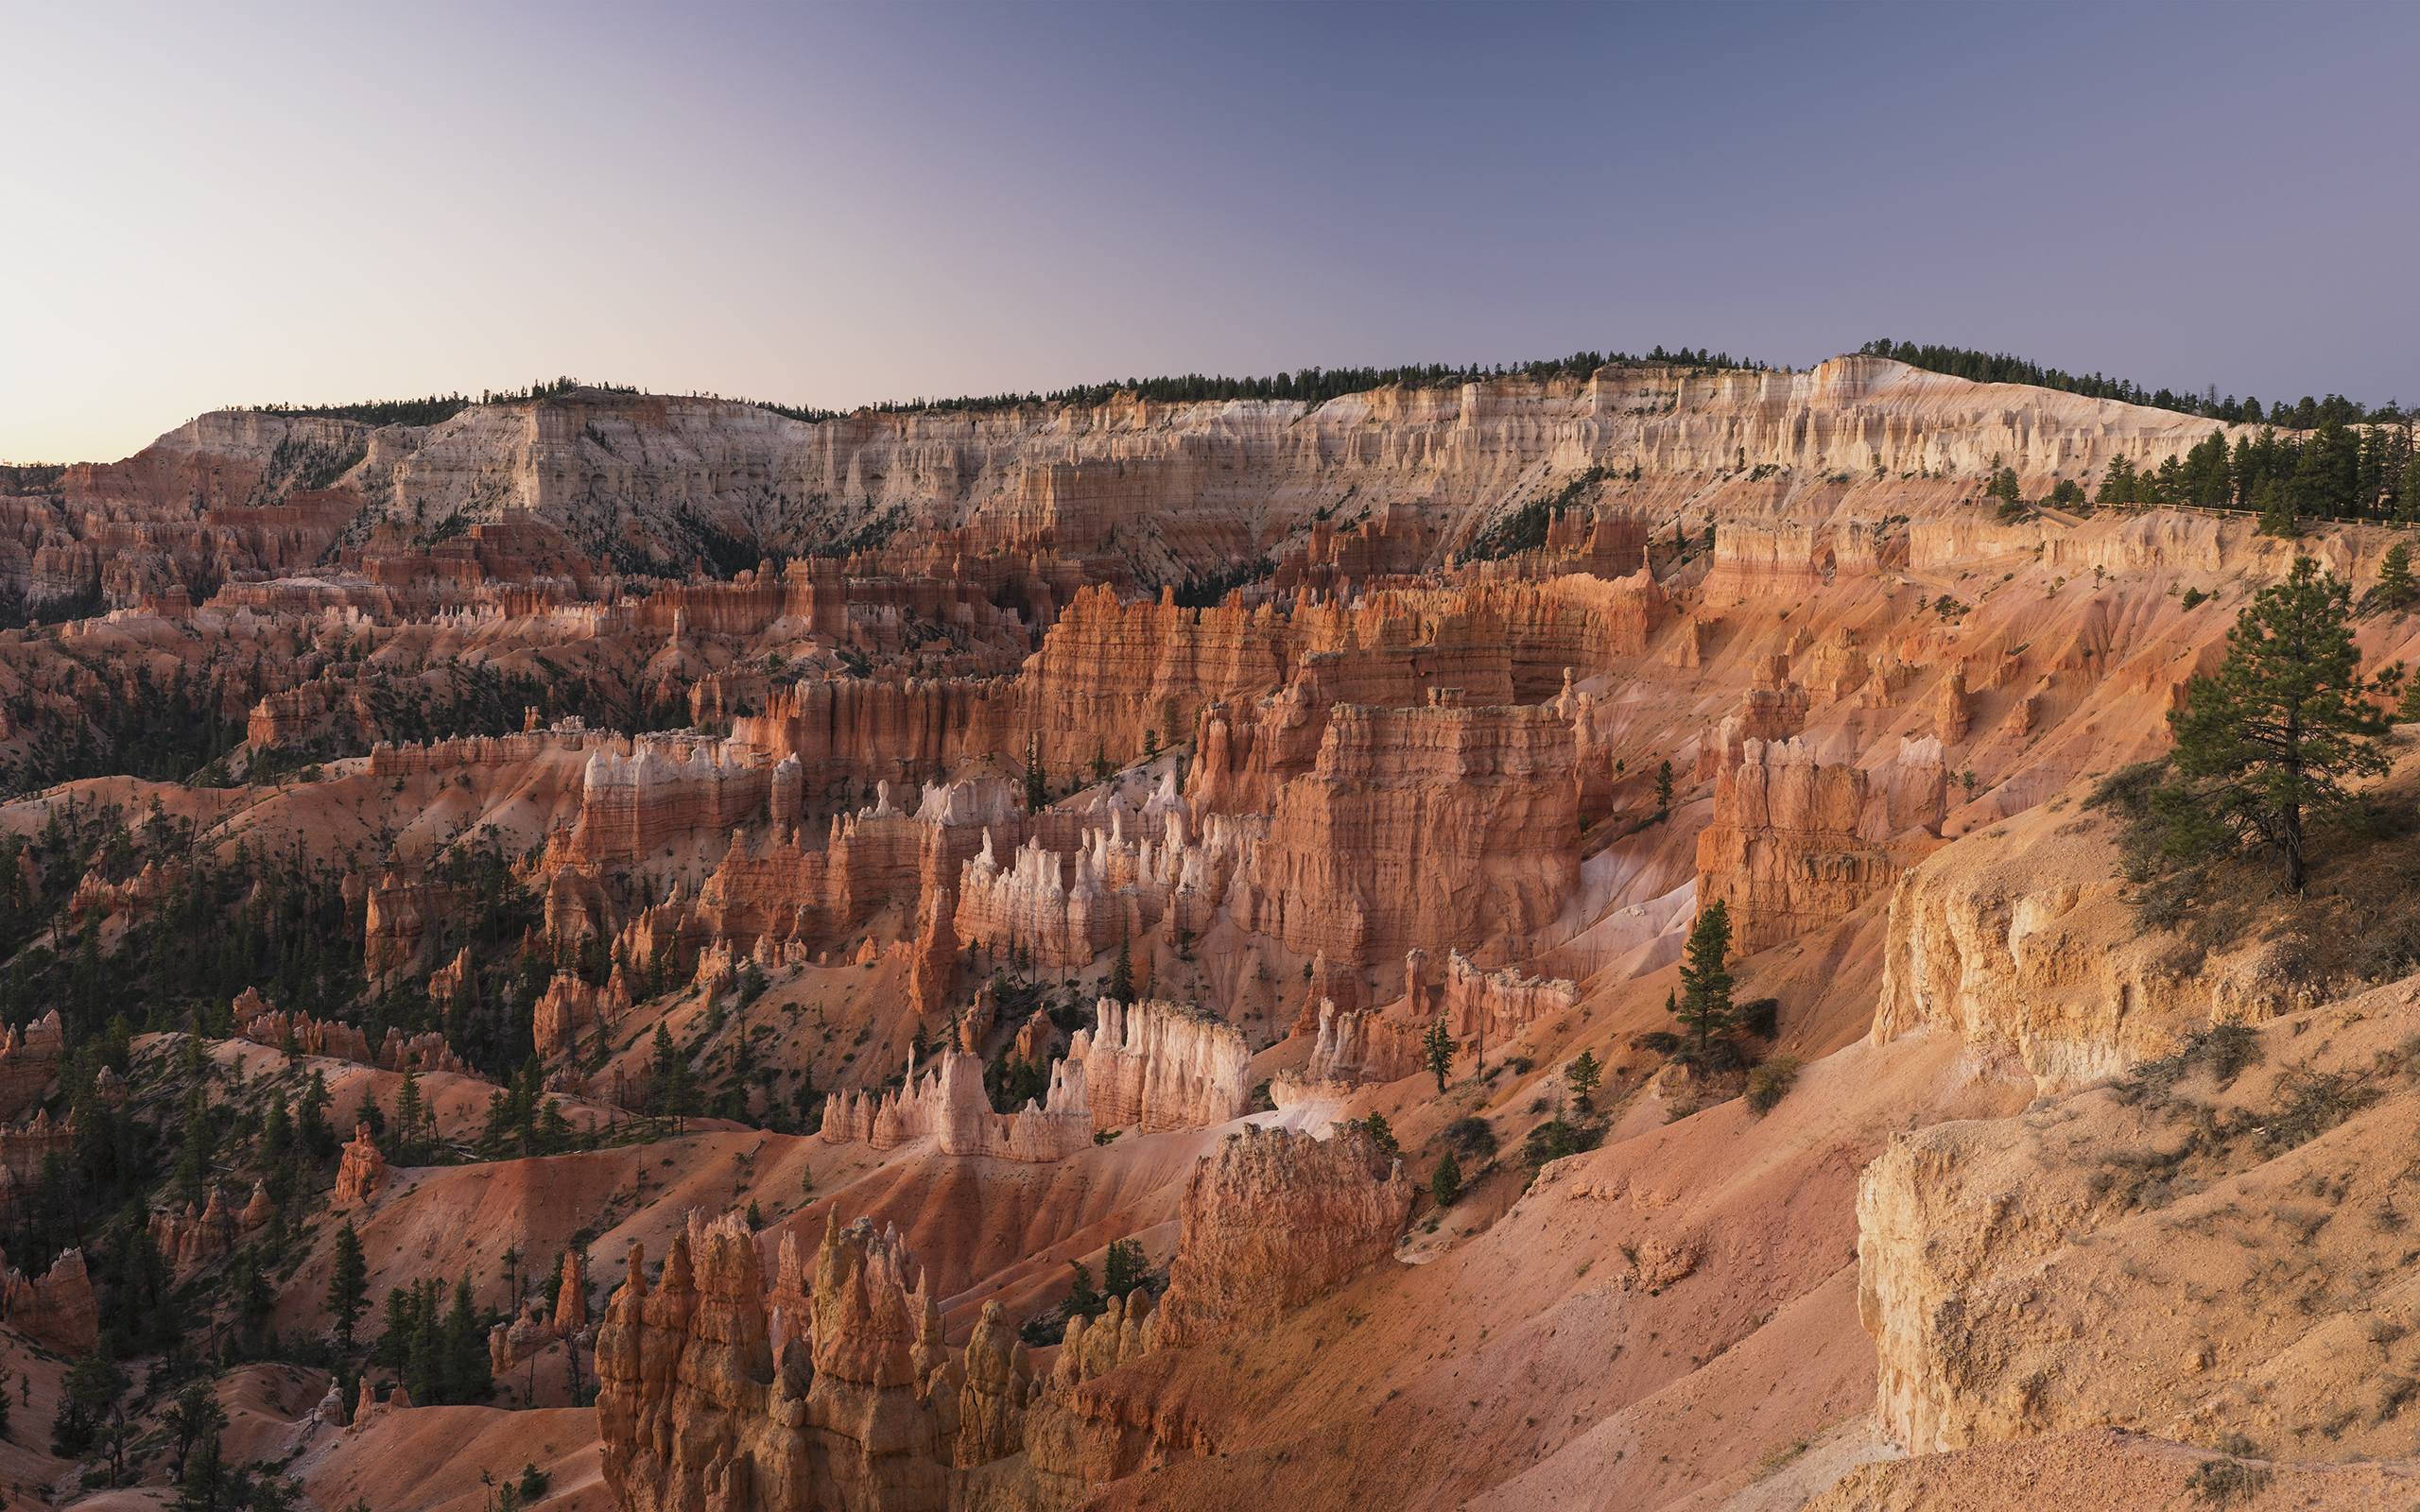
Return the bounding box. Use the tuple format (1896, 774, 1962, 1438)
(492, 1248, 596, 1373)
(0, 1011, 64, 1121)
(1441, 949, 1582, 1048)
(0, 1246, 96, 1353)
(569, 734, 775, 867)
(1069, 998, 1253, 1133)
(362, 870, 458, 983)
(952, 779, 1243, 971)
(1151, 1124, 1411, 1349)
(149, 1187, 242, 1275)
(334, 1123, 388, 1206)
(554, 1247, 590, 1333)
(952, 1300, 1033, 1468)
(0, 1108, 75, 1213)
(236, 999, 462, 1074)
(904, 885, 959, 1025)
(596, 1211, 956, 1512)
(533, 971, 625, 1061)
(1234, 696, 1580, 967)
(818, 1046, 1093, 1162)
(1694, 734, 1947, 954)
(1300, 999, 1427, 1086)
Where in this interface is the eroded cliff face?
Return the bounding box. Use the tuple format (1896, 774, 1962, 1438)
(1152, 1125, 1412, 1349)
(1859, 984, 2420, 1465)
(1236, 698, 1580, 968)
(1694, 734, 1945, 954)
(1069, 999, 1252, 1134)
(596, 1123, 1409, 1512)
(15, 355, 2257, 616)
(26, 358, 2413, 1512)
(1873, 789, 2301, 1091)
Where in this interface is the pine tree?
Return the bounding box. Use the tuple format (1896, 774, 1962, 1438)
(2255, 476, 2297, 539)
(649, 1023, 696, 1120)
(392, 1069, 424, 1162)
(2364, 541, 2418, 614)
(404, 1281, 442, 1403)
(1023, 732, 1047, 812)
(1102, 1238, 1148, 1298)
(329, 1222, 369, 1353)
(1564, 1050, 1602, 1110)
(1674, 900, 1737, 1065)
(443, 1276, 492, 1403)
(259, 1089, 291, 1169)
(1063, 1259, 1101, 1319)
(1107, 935, 1134, 1005)
(163, 1381, 226, 1484)
(1430, 1147, 1462, 1207)
(1654, 759, 1674, 820)
(2167, 556, 2394, 891)
(51, 1354, 125, 1456)
(298, 1071, 336, 1161)
(1421, 1018, 1455, 1093)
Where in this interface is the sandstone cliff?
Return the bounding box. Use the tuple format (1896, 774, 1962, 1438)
(1151, 1124, 1412, 1349)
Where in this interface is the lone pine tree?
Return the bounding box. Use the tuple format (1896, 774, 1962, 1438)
(2167, 556, 2392, 892)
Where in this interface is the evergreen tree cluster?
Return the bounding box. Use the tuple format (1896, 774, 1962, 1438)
(786, 348, 1776, 421)
(245, 376, 636, 427)
(1861, 338, 2390, 426)
(0, 661, 247, 795)
(2090, 421, 2420, 526)
(372, 1275, 495, 1406)
(0, 818, 364, 1044)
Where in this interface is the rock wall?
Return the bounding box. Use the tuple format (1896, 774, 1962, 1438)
(1301, 999, 1426, 1086)
(1438, 950, 1582, 1049)
(1234, 697, 1580, 968)
(1150, 1124, 1411, 1349)
(333, 1123, 388, 1206)
(817, 1047, 1094, 1163)
(1694, 734, 1945, 954)
(1874, 796, 2299, 1090)
(236, 995, 462, 1074)
(596, 1211, 955, 1512)
(0, 1246, 96, 1354)
(1858, 989, 2420, 1464)
(571, 735, 775, 868)
(1068, 998, 1253, 1133)
(0, 1011, 64, 1122)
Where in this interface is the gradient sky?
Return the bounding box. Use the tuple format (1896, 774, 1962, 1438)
(4, 0, 2416, 462)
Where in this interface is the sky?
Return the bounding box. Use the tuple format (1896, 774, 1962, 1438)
(3, 0, 2416, 462)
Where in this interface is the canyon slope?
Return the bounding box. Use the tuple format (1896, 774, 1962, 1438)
(1, 355, 2413, 1512)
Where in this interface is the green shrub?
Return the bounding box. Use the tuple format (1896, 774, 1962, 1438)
(1744, 1056, 1800, 1115)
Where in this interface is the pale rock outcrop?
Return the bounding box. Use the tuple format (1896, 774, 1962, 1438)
(1069, 998, 1253, 1133)
(596, 1211, 955, 1512)
(0, 1108, 75, 1214)
(237, 999, 462, 1074)
(1303, 999, 1426, 1086)
(817, 1046, 1093, 1162)
(951, 1300, 1032, 1468)
(1234, 697, 1580, 967)
(571, 735, 774, 867)
(0, 1011, 65, 1121)
(1441, 950, 1582, 1049)
(1874, 791, 2298, 1091)
(533, 970, 627, 1061)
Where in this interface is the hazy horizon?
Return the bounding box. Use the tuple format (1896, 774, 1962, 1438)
(7, 0, 2416, 464)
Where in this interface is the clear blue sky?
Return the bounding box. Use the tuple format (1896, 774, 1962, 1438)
(4, 0, 2414, 461)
